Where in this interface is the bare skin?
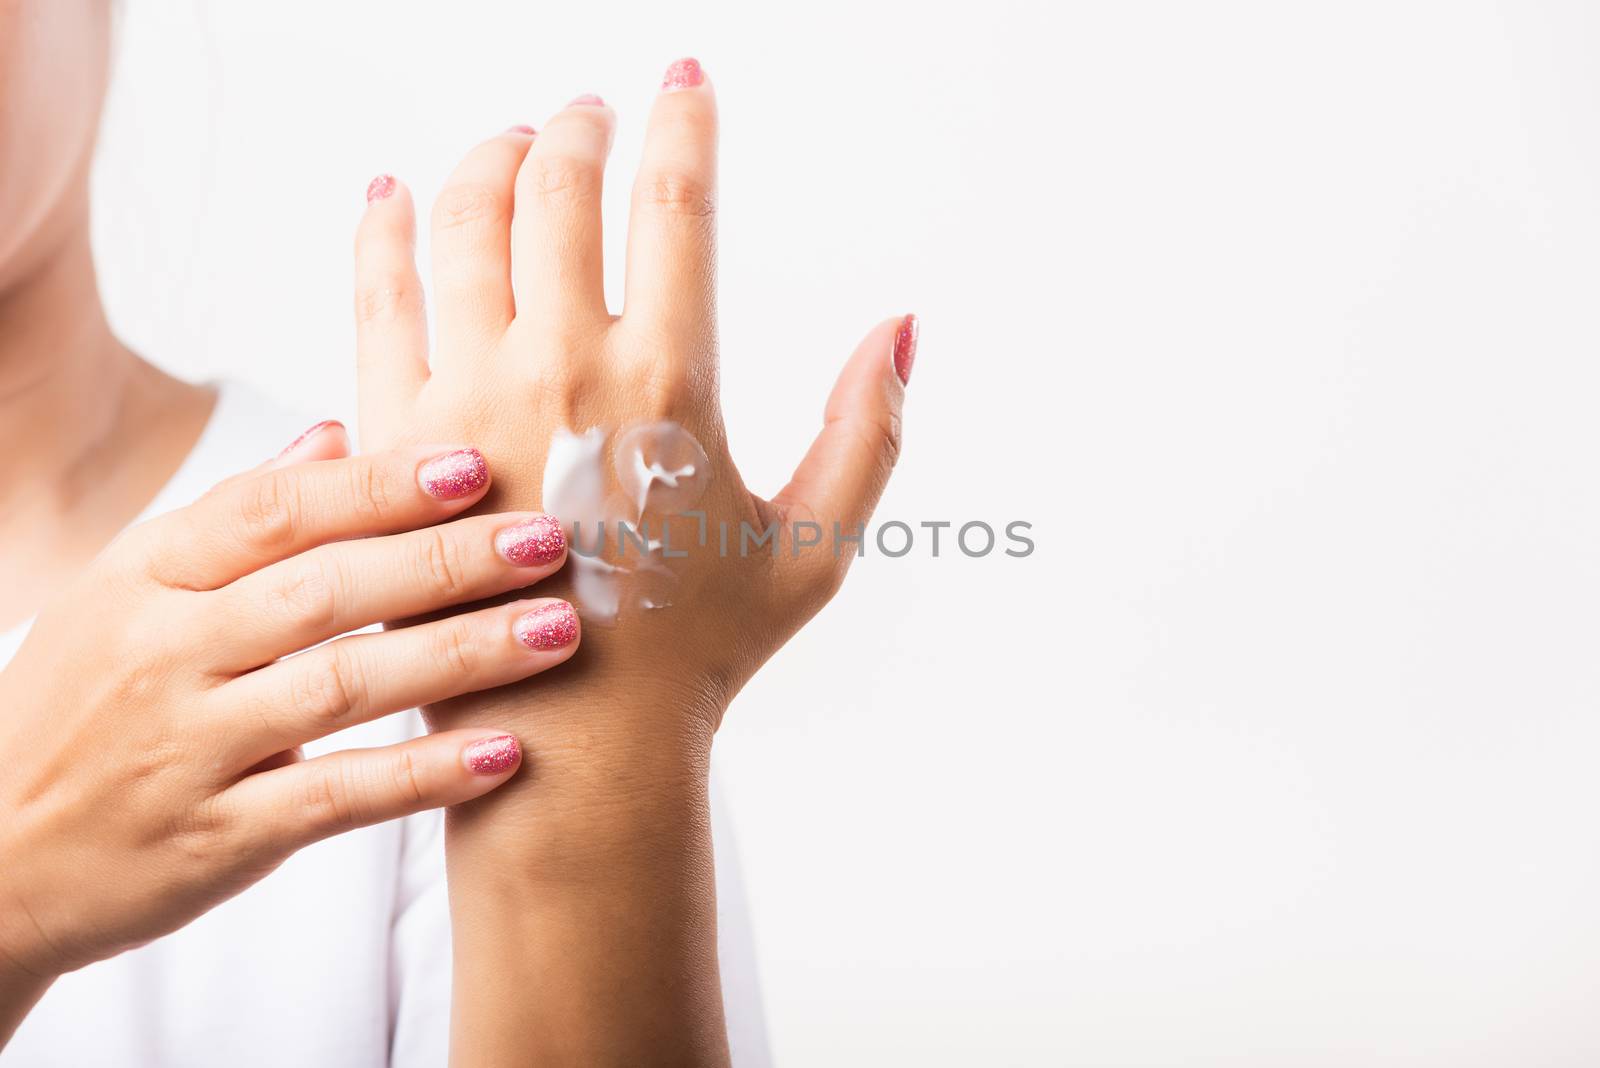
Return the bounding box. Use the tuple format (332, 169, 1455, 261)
(1, 5, 912, 1059)
(0, 437, 579, 1044)
(354, 60, 914, 1066)
(0, 2, 214, 632)
(0, 1, 575, 1049)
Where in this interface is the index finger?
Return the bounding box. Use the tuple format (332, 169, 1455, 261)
(129, 444, 492, 590)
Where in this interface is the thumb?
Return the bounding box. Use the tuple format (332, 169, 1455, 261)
(770, 314, 917, 553)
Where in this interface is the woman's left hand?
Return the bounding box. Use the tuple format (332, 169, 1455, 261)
(350, 59, 917, 1066)
(353, 63, 916, 755)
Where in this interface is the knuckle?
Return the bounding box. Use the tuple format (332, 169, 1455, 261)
(522, 155, 601, 204)
(389, 749, 425, 808)
(431, 182, 508, 232)
(231, 680, 283, 741)
(610, 326, 703, 406)
(266, 562, 341, 633)
(297, 765, 360, 831)
(125, 731, 188, 787)
(784, 543, 850, 618)
(415, 527, 474, 602)
(525, 357, 602, 426)
(166, 824, 216, 870)
(428, 619, 481, 679)
(627, 358, 695, 414)
(529, 318, 608, 375)
(100, 520, 167, 586)
(292, 645, 364, 728)
(841, 409, 903, 471)
(347, 460, 396, 524)
(775, 504, 847, 602)
(639, 169, 717, 219)
(877, 409, 905, 468)
(171, 798, 246, 869)
(354, 278, 423, 327)
(183, 796, 231, 841)
(166, 825, 226, 883)
(234, 472, 302, 555)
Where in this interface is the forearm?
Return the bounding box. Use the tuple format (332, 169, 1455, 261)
(443, 694, 729, 1067)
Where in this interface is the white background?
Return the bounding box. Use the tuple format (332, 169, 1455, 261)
(94, 2, 1600, 1064)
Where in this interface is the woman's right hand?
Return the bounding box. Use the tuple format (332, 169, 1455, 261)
(0, 422, 579, 1015)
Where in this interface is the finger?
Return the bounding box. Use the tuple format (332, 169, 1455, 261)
(218, 598, 580, 761)
(511, 95, 615, 328)
(205, 420, 353, 501)
(770, 315, 917, 574)
(430, 130, 536, 356)
(212, 512, 569, 668)
(224, 729, 525, 856)
(269, 420, 354, 470)
(136, 445, 492, 589)
(355, 175, 429, 446)
(620, 59, 718, 347)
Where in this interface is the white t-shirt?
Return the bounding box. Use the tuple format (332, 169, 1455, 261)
(0, 385, 769, 1067)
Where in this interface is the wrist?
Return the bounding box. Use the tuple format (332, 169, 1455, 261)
(0, 940, 54, 1049)
(438, 685, 729, 1068)
(432, 659, 719, 775)
(452, 706, 713, 871)
(0, 877, 59, 991)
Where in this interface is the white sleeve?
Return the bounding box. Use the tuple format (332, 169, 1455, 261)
(711, 767, 773, 1068)
(387, 804, 452, 1068)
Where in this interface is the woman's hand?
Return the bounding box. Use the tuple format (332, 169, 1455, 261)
(351, 60, 914, 1065)
(353, 60, 913, 753)
(0, 423, 577, 1032)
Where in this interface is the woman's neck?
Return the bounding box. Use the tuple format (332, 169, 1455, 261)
(0, 222, 137, 501)
(0, 211, 215, 627)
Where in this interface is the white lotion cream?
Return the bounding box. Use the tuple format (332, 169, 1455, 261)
(542, 421, 711, 622)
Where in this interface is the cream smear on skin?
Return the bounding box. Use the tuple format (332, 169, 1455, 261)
(542, 422, 710, 621)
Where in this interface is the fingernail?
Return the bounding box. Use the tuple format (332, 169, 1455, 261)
(507, 124, 537, 136)
(893, 313, 919, 386)
(418, 448, 489, 500)
(661, 58, 705, 91)
(366, 174, 396, 204)
(568, 93, 605, 107)
(277, 420, 346, 459)
(495, 515, 567, 567)
(514, 601, 579, 650)
(463, 734, 521, 776)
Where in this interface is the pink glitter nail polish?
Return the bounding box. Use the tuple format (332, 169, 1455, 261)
(514, 602, 579, 651)
(366, 174, 396, 204)
(893, 313, 919, 386)
(661, 58, 705, 91)
(464, 734, 521, 776)
(277, 420, 345, 459)
(568, 93, 605, 107)
(495, 515, 567, 567)
(507, 124, 538, 136)
(418, 448, 489, 500)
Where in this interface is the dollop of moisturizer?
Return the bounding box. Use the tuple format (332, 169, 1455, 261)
(541, 422, 711, 622)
